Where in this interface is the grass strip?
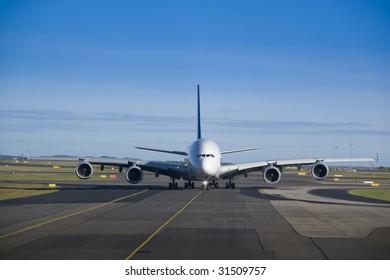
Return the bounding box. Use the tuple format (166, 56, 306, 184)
(348, 189, 390, 202)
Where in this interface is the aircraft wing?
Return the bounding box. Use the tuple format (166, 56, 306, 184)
(30, 156, 189, 180)
(219, 157, 377, 179)
(133, 160, 189, 179)
(219, 161, 268, 179)
(81, 157, 189, 180)
(81, 157, 130, 166)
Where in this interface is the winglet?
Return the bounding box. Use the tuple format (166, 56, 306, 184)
(197, 85, 202, 139)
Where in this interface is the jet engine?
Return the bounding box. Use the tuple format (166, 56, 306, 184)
(263, 165, 281, 184)
(126, 165, 143, 184)
(311, 162, 329, 180)
(76, 161, 94, 179)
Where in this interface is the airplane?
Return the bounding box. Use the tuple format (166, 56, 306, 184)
(75, 85, 377, 190)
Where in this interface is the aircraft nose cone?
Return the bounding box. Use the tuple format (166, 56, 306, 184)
(201, 160, 219, 176)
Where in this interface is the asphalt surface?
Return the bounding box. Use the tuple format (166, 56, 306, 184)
(0, 172, 389, 260)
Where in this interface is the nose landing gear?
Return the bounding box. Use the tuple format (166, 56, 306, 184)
(201, 180, 209, 191)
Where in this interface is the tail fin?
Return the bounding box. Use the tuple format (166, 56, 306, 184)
(197, 85, 202, 139)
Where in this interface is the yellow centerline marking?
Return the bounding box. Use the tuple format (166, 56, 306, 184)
(0, 189, 149, 239)
(125, 190, 203, 260)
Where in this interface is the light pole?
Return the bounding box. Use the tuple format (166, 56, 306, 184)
(349, 143, 356, 171)
(334, 146, 338, 171)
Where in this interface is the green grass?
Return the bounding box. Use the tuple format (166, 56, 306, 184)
(326, 170, 390, 187)
(348, 189, 390, 202)
(0, 160, 118, 201)
(0, 188, 59, 201)
(0, 172, 79, 181)
(329, 170, 390, 179)
(0, 160, 75, 173)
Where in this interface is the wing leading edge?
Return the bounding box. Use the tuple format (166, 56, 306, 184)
(219, 156, 377, 182)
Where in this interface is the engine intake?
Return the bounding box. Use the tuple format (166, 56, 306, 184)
(76, 162, 94, 179)
(126, 166, 143, 184)
(263, 165, 281, 184)
(311, 162, 329, 180)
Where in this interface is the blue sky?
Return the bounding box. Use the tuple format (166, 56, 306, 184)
(0, 0, 389, 166)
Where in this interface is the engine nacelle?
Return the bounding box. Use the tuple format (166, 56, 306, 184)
(311, 162, 329, 180)
(126, 166, 143, 184)
(263, 165, 281, 184)
(76, 161, 94, 179)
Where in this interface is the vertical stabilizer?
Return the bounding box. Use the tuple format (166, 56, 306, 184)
(197, 85, 202, 139)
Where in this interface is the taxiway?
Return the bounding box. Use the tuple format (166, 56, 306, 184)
(0, 173, 389, 260)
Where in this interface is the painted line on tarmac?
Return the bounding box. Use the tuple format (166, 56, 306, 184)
(0, 189, 149, 239)
(259, 188, 285, 199)
(125, 190, 203, 260)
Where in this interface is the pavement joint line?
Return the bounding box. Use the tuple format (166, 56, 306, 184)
(125, 190, 204, 260)
(0, 188, 149, 239)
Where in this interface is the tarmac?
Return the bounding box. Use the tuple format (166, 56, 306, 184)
(0, 172, 389, 260)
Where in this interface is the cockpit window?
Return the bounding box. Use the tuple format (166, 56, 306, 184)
(197, 154, 215, 158)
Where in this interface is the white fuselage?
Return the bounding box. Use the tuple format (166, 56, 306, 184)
(187, 138, 222, 180)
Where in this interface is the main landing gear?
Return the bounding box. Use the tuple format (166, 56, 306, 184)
(169, 178, 178, 189)
(184, 181, 195, 189)
(167, 179, 224, 190)
(225, 177, 235, 189)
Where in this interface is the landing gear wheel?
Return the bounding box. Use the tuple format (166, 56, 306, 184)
(185, 181, 194, 189)
(169, 178, 179, 189)
(225, 178, 235, 189)
(211, 181, 219, 188)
